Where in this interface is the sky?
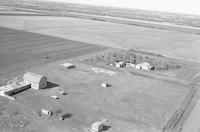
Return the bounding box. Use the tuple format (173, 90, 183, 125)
(43, 0, 200, 15)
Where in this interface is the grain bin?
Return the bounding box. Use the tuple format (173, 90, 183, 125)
(23, 72, 47, 90)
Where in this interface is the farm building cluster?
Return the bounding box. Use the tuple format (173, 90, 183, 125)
(0, 72, 48, 100)
(0, 62, 111, 132)
(85, 49, 181, 71)
(115, 61, 154, 70)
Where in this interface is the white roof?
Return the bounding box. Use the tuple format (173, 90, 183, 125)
(62, 63, 74, 67)
(0, 81, 26, 93)
(24, 72, 44, 79)
(137, 62, 150, 66)
(91, 121, 103, 127)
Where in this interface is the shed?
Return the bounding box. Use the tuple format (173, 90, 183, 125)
(135, 64, 142, 70)
(115, 61, 125, 68)
(23, 72, 47, 90)
(125, 63, 136, 68)
(0, 83, 31, 96)
(90, 121, 103, 132)
(41, 109, 52, 116)
(101, 83, 110, 88)
(62, 63, 75, 69)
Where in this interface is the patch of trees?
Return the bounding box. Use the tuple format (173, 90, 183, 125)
(85, 50, 181, 70)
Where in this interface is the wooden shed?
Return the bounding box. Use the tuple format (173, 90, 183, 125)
(23, 72, 47, 90)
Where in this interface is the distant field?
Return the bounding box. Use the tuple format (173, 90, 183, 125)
(0, 26, 106, 84)
(1, 0, 200, 29)
(1, 15, 200, 64)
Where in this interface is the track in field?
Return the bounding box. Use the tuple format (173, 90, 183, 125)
(0, 13, 47, 16)
(0, 26, 106, 79)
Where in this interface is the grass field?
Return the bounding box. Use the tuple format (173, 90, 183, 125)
(0, 58, 192, 132)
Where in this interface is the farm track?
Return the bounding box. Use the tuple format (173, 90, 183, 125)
(0, 13, 46, 16)
(0, 26, 106, 81)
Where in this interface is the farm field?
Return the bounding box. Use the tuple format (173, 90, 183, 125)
(1, 5, 200, 64)
(2, 0, 200, 28)
(1, 4, 200, 132)
(0, 5, 45, 16)
(1, 15, 200, 64)
(0, 26, 106, 84)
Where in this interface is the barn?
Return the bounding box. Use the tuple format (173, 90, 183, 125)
(23, 72, 47, 90)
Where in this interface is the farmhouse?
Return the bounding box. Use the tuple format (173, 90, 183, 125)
(135, 62, 154, 70)
(115, 61, 125, 68)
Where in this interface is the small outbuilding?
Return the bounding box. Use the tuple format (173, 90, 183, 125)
(125, 63, 136, 68)
(51, 95, 59, 99)
(90, 118, 110, 132)
(0, 79, 31, 99)
(41, 109, 52, 116)
(62, 63, 75, 69)
(23, 72, 47, 90)
(101, 83, 110, 88)
(90, 122, 104, 132)
(58, 89, 67, 95)
(115, 61, 125, 68)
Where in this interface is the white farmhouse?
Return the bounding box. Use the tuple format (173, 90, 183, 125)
(135, 62, 154, 70)
(115, 61, 125, 68)
(125, 63, 136, 67)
